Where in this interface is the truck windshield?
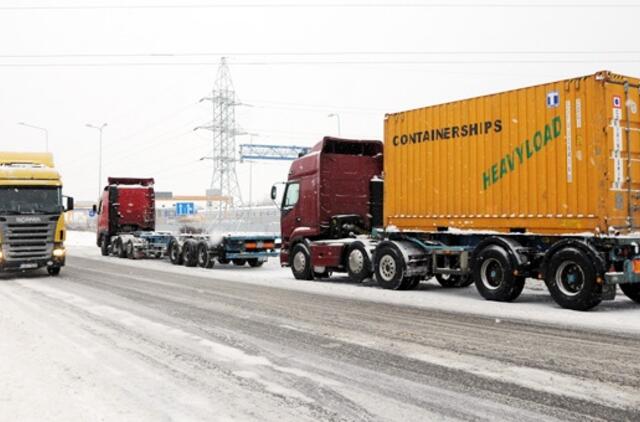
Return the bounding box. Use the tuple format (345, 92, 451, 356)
(0, 186, 63, 214)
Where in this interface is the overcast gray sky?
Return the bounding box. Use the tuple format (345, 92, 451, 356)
(1, 1, 639, 202)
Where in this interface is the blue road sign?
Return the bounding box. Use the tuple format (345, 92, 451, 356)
(175, 202, 196, 216)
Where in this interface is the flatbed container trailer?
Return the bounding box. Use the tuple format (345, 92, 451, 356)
(274, 71, 640, 310)
(96, 178, 278, 267)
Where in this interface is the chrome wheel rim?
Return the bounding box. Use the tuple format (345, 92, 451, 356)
(556, 261, 585, 297)
(480, 258, 503, 290)
(293, 251, 306, 273)
(348, 249, 365, 274)
(379, 255, 396, 282)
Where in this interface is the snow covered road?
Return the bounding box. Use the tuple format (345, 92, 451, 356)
(1, 231, 639, 421)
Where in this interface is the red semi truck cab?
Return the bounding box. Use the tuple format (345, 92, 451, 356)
(96, 177, 156, 253)
(276, 137, 383, 276)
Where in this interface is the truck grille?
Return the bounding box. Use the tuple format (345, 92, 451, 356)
(2, 221, 55, 261)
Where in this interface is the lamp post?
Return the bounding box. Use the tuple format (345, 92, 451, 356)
(327, 113, 341, 136)
(17, 122, 49, 152)
(85, 122, 107, 198)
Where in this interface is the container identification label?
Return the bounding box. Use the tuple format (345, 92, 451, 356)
(566, 100, 573, 183)
(612, 107, 624, 190)
(613, 95, 622, 109)
(481, 117, 562, 190)
(547, 91, 560, 108)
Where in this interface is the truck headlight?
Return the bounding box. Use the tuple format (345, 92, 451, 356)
(0, 250, 3, 260)
(53, 248, 66, 258)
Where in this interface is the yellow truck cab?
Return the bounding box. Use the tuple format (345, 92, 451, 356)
(0, 152, 73, 275)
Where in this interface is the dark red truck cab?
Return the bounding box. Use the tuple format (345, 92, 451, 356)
(277, 137, 383, 278)
(96, 177, 156, 254)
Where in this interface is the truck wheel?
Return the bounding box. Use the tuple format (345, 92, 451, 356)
(168, 239, 183, 265)
(100, 236, 109, 256)
(183, 241, 198, 267)
(545, 247, 602, 311)
(436, 273, 473, 288)
(620, 283, 640, 304)
(125, 241, 135, 259)
(473, 245, 525, 302)
(248, 259, 264, 268)
(47, 266, 61, 276)
(233, 259, 247, 266)
(197, 242, 213, 268)
(290, 243, 313, 280)
(116, 239, 127, 258)
(346, 243, 372, 282)
(374, 243, 406, 290)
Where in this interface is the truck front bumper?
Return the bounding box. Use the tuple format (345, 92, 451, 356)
(0, 256, 65, 271)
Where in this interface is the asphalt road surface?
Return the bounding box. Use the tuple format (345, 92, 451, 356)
(1, 254, 639, 422)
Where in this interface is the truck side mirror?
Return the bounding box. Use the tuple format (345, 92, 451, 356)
(92, 204, 97, 214)
(65, 196, 74, 212)
(270, 185, 278, 201)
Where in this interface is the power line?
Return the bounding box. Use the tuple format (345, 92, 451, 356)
(0, 50, 638, 58)
(0, 3, 638, 10)
(0, 59, 639, 68)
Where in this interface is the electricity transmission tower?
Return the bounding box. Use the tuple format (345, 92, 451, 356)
(196, 57, 244, 219)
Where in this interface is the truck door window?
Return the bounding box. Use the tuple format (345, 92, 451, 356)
(283, 182, 300, 209)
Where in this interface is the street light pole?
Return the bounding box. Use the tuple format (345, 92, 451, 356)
(86, 122, 107, 198)
(327, 113, 341, 136)
(17, 122, 49, 152)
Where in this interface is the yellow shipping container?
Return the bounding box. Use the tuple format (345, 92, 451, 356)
(384, 71, 640, 235)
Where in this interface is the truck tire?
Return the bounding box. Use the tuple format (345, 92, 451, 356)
(473, 245, 525, 302)
(196, 241, 213, 268)
(100, 236, 109, 256)
(168, 239, 183, 265)
(218, 258, 230, 265)
(125, 241, 135, 259)
(435, 273, 473, 288)
(248, 259, 264, 268)
(545, 247, 602, 311)
(620, 283, 640, 304)
(47, 266, 61, 276)
(182, 241, 198, 267)
(374, 243, 407, 290)
(115, 238, 127, 259)
(346, 243, 372, 283)
(233, 259, 247, 266)
(290, 243, 313, 280)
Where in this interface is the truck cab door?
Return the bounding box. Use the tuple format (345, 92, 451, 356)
(280, 181, 301, 242)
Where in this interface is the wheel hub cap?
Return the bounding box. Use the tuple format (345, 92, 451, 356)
(349, 249, 364, 274)
(480, 258, 504, 290)
(293, 251, 306, 272)
(556, 261, 585, 297)
(379, 255, 396, 282)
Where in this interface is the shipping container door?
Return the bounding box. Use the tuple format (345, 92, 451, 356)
(605, 80, 640, 230)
